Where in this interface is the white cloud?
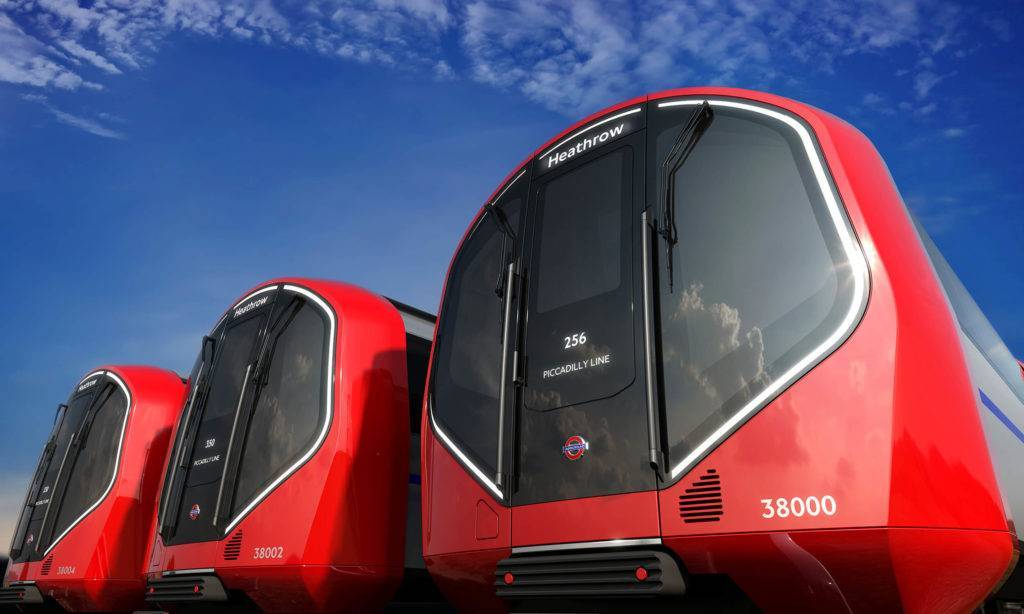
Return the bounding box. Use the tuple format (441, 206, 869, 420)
(942, 127, 965, 138)
(458, 0, 994, 115)
(22, 93, 125, 138)
(0, 0, 1014, 121)
(0, 12, 100, 90)
(57, 38, 122, 74)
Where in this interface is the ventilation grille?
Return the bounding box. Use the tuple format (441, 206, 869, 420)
(40, 554, 54, 575)
(678, 468, 723, 523)
(223, 530, 243, 561)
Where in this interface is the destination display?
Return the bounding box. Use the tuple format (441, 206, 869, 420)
(535, 106, 644, 176)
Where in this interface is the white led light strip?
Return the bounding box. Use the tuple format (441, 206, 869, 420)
(430, 400, 503, 499)
(538, 107, 642, 159)
(658, 98, 870, 479)
(44, 370, 132, 556)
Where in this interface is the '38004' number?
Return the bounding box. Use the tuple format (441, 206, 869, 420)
(761, 495, 836, 519)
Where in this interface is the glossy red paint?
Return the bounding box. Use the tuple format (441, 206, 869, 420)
(4, 366, 186, 612)
(147, 278, 412, 613)
(422, 87, 1016, 611)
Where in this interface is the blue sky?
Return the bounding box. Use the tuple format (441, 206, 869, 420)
(0, 0, 1021, 549)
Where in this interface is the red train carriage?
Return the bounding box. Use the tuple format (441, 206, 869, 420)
(145, 278, 439, 612)
(421, 87, 1024, 613)
(2, 366, 186, 611)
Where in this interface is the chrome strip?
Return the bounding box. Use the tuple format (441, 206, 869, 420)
(512, 537, 662, 555)
(657, 98, 870, 480)
(44, 371, 133, 556)
(162, 567, 215, 577)
(222, 284, 337, 534)
(495, 261, 516, 487)
(640, 209, 661, 473)
(398, 310, 436, 341)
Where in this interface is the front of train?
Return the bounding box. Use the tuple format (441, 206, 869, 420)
(145, 278, 413, 613)
(421, 87, 1016, 613)
(2, 366, 185, 612)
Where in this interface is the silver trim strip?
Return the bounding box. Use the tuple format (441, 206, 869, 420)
(538, 107, 642, 159)
(162, 567, 215, 577)
(44, 371, 132, 556)
(222, 284, 338, 534)
(495, 261, 516, 487)
(640, 209, 661, 471)
(398, 311, 436, 341)
(512, 537, 662, 554)
(657, 98, 870, 479)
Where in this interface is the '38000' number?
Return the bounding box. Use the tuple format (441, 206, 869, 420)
(761, 495, 836, 519)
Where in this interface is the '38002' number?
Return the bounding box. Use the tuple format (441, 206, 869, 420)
(761, 495, 836, 519)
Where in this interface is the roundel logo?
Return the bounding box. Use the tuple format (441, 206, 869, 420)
(189, 504, 201, 520)
(562, 435, 589, 460)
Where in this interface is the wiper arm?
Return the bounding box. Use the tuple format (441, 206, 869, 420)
(486, 202, 517, 342)
(659, 101, 714, 292)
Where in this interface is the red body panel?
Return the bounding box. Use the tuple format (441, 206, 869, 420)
(4, 366, 186, 612)
(421, 87, 1015, 612)
(147, 278, 411, 613)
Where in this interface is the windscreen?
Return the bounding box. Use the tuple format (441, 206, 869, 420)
(232, 299, 327, 516)
(50, 386, 127, 544)
(9, 374, 130, 562)
(652, 102, 863, 476)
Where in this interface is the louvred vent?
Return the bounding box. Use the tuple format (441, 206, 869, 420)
(223, 530, 243, 561)
(40, 554, 54, 575)
(678, 468, 723, 523)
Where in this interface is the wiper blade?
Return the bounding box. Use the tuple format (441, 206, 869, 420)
(659, 101, 714, 292)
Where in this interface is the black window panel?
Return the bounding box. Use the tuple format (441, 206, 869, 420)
(432, 198, 522, 479)
(185, 314, 263, 488)
(9, 404, 68, 560)
(915, 219, 1024, 402)
(51, 385, 127, 541)
(653, 105, 858, 467)
(522, 148, 635, 412)
(157, 352, 204, 534)
(406, 334, 432, 434)
(515, 143, 653, 505)
(231, 300, 327, 515)
(17, 390, 93, 560)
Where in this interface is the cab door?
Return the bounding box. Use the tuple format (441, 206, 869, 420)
(511, 128, 658, 516)
(164, 291, 274, 544)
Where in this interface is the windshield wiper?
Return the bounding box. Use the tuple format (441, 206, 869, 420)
(488, 202, 516, 293)
(659, 101, 714, 292)
(486, 202, 517, 341)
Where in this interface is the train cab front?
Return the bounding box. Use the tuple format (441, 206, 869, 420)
(146, 278, 435, 613)
(2, 366, 186, 613)
(421, 87, 1017, 613)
